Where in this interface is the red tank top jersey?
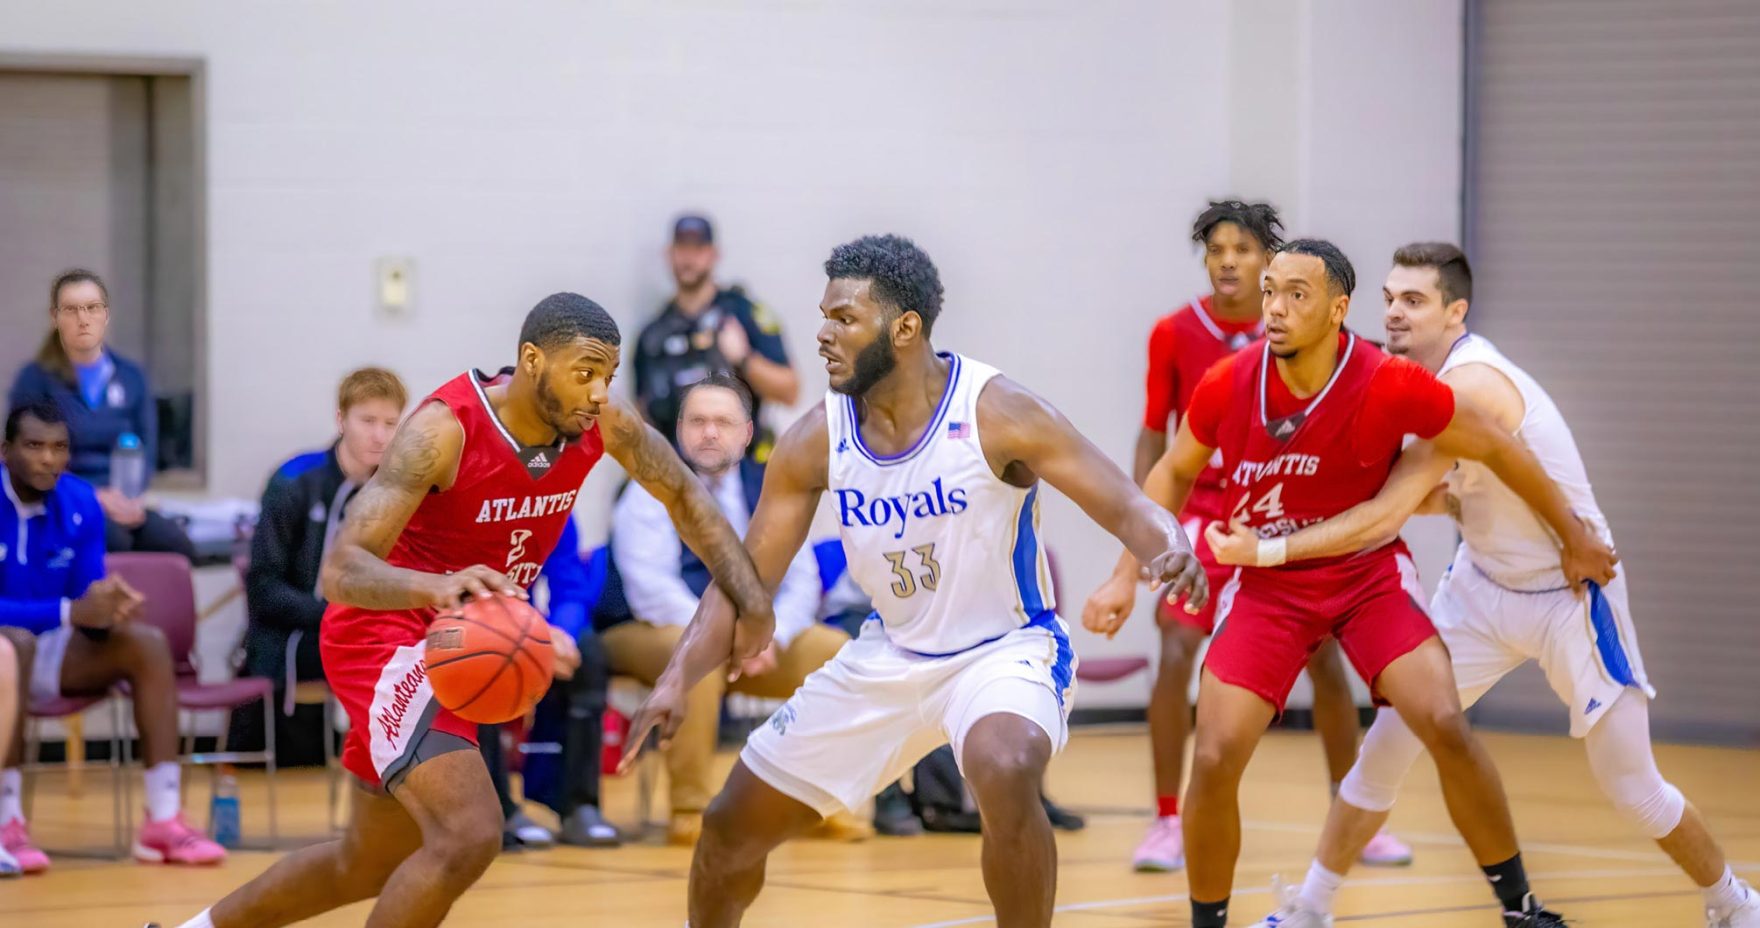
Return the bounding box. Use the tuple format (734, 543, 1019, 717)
(1143, 296, 1260, 521)
(328, 370, 603, 630)
(1201, 333, 1451, 569)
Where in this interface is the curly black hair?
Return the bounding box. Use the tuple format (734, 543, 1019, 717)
(1279, 238, 1356, 297)
(1190, 200, 1284, 252)
(5, 401, 66, 442)
(519, 292, 621, 353)
(823, 235, 945, 334)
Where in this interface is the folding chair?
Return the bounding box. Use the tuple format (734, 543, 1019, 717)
(22, 692, 132, 859)
(107, 552, 280, 848)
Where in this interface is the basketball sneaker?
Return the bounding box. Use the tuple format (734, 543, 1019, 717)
(0, 842, 18, 877)
(0, 818, 50, 873)
(1358, 829, 1414, 867)
(1709, 878, 1760, 928)
(133, 813, 227, 865)
(1503, 894, 1568, 927)
(1131, 815, 1184, 872)
(1248, 875, 1333, 927)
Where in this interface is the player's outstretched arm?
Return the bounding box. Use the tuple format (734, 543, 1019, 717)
(619, 407, 829, 771)
(977, 378, 1209, 610)
(1207, 441, 1457, 567)
(1429, 366, 1617, 589)
(600, 399, 774, 634)
(320, 402, 524, 609)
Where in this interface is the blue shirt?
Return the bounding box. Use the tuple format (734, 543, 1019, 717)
(74, 354, 115, 410)
(9, 354, 157, 486)
(0, 467, 107, 635)
(539, 518, 598, 640)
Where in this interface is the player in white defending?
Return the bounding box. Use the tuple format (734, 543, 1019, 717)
(1215, 244, 1758, 928)
(622, 235, 1209, 928)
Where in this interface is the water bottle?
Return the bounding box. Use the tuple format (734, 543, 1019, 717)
(110, 432, 148, 499)
(211, 773, 242, 848)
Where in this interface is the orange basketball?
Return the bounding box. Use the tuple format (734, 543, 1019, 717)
(424, 595, 554, 724)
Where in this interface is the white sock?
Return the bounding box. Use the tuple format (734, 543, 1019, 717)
(177, 907, 215, 928)
(1705, 867, 1750, 913)
(144, 761, 181, 822)
(1298, 860, 1345, 915)
(0, 769, 22, 824)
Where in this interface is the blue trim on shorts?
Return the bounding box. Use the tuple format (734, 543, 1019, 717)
(1586, 580, 1637, 687)
(1040, 611, 1074, 707)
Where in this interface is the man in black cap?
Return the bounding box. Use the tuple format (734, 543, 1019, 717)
(633, 214, 799, 460)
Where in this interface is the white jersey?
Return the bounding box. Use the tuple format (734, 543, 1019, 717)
(1439, 333, 1610, 591)
(824, 352, 1056, 655)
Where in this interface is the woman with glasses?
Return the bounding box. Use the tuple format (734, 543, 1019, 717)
(8, 269, 194, 557)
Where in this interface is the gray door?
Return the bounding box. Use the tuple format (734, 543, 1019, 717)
(1466, 0, 1760, 742)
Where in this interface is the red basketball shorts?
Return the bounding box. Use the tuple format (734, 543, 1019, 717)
(1203, 542, 1436, 712)
(321, 606, 478, 791)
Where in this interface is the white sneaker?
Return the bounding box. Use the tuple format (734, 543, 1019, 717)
(1248, 875, 1333, 927)
(1710, 880, 1760, 928)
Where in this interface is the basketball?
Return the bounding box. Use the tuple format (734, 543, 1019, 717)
(424, 595, 554, 725)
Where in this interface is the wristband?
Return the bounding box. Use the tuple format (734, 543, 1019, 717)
(1257, 536, 1288, 568)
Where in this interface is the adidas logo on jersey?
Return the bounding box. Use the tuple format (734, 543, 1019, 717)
(529, 452, 549, 467)
(1585, 697, 1602, 715)
(836, 438, 849, 454)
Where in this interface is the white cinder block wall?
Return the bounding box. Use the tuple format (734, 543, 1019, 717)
(0, 0, 1463, 709)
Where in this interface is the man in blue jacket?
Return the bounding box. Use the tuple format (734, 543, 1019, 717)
(0, 402, 223, 871)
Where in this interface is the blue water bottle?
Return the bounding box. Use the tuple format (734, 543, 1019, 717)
(211, 773, 241, 848)
(110, 432, 148, 498)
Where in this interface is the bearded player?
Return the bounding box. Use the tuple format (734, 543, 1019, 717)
(1226, 243, 1758, 928)
(162, 294, 771, 928)
(622, 235, 1208, 928)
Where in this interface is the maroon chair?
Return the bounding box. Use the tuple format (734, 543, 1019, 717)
(23, 692, 133, 858)
(1044, 548, 1153, 685)
(106, 552, 279, 847)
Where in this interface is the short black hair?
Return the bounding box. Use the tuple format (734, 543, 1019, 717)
(1191, 200, 1284, 252)
(824, 235, 945, 335)
(5, 402, 67, 442)
(519, 292, 621, 354)
(678, 371, 754, 423)
(1392, 242, 1473, 307)
(1279, 238, 1356, 297)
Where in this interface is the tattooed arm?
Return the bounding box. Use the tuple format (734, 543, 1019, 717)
(599, 399, 774, 636)
(319, 401, 526, 610)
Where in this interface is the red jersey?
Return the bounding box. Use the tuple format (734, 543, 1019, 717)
(1186, 332, 1454, 568)
(328, 370, 604, 628)
(1143, 295, 1261, 520)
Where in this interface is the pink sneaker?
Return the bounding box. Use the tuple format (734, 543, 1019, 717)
(1132, 815, 1185, 872)
(0, 818, 51, 873)
(133, 814, 227, 865)
(1359, 829, 1414, 867)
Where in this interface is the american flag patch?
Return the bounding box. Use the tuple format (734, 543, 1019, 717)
(947, 421, 971, 439)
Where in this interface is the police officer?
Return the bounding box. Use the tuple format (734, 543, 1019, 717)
(633, 215, 799, 460)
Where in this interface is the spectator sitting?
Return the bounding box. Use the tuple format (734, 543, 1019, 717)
(632, 214, 799, 460)
(480, 517, 620, 850)
(0, 402, 225, 872)
(7, 269, 193, 558)
(228, 367, 407, 765)
(604, 373, 858, 846)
